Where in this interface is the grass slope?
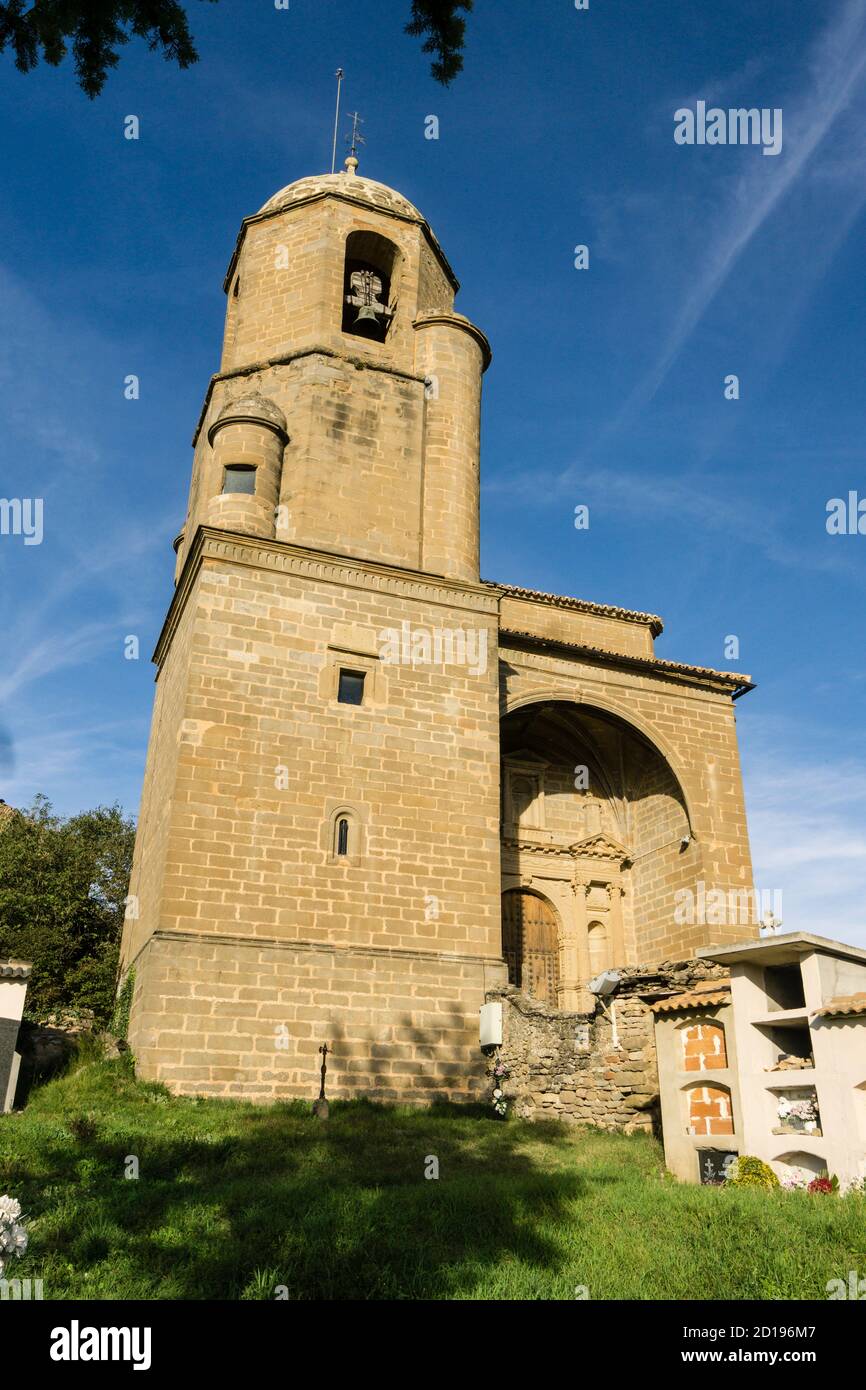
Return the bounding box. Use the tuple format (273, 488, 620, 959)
(1, 1053, 863, 1300)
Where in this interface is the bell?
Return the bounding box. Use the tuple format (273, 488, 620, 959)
(353, 303, 381, 327)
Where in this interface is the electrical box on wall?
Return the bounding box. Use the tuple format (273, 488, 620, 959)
(479, 1002, 503, 1047)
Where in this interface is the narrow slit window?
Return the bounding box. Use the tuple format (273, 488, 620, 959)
(337, 669, 365, 706)
(336, 818, 350, 856)
(223, 464, 256, 495)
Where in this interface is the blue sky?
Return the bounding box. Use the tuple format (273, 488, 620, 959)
(0, 0, 864, 944)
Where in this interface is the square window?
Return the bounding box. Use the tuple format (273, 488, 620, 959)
(223, 464, 256, 495)
(337, 670, 366, 706)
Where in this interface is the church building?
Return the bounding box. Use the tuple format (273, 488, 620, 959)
(119, 159, 757, 1103)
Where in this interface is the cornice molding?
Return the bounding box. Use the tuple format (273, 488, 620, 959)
(153, 526, 499, 668)
(413, 311, 492, 371)
(500, 629, 753, 698)
(572, 832, 632, 866)
(502, 831, 632, 866)
(490, 581, 664, 635)
(502, 837, 574, 858)
(138, 927, 499, 972)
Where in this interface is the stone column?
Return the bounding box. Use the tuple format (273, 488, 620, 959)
(609, 881, 626, 968)
(567, 879, 595, 1012)
(557, 882, 581, 1010)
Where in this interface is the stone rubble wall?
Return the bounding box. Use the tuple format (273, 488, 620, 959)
(487, 958, 729, 1133)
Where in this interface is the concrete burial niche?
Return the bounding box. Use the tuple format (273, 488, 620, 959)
(0, 962, 32, 1112)
(651, 980, 743, 1183)
(697, 932, 866, 1190)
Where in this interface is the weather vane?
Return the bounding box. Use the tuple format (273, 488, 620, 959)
(345, 111, 365, 163)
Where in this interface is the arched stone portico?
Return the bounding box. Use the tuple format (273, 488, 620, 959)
(499, 695, 703, 1001)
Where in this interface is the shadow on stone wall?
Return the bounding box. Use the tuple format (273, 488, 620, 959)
(303, 1005, 489, 1106)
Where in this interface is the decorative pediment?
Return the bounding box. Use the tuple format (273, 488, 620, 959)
(571, 833, 631, 866)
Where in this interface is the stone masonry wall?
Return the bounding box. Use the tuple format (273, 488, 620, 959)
(129, 931, 507, 1101)
(488, 957, 729, 1133)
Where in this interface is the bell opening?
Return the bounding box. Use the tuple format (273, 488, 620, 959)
(341, 231, 400, 344)
(343, 260, 392, 341)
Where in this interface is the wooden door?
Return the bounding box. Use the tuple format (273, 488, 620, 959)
(501, 889, 559, 1004)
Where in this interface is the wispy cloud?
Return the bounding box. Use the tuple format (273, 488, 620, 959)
(743, 747, 866, 948)
(0, 714, 147, 812)
(622, 0, 866, 418)
(0, 623, 117, 705)
(0, 267, 105, 470)
(485, 462, 864, 582)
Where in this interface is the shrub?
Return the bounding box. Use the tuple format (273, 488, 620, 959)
(725, 1156, 780, 1189)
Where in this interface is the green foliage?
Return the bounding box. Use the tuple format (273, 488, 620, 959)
(405, 1, 473, 84)
(3, 1060, 863, 1300)
(0, 1, 472, 98)
(726, 1155, 780, 1189)
(112, 969, 136, 1041)
(0, 795, 136, 1024)
(0, 0, 216, 98)
(240, 1267, 284, 1301)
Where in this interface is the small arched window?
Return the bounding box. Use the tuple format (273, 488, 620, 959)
(326, 805, 364, 863)
(336, 817, 350, 856)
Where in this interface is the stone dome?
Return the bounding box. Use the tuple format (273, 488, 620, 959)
(258, 170, 427, 225)
(207, 392, 288, 444)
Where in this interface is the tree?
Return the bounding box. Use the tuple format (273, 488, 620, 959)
(405, 0, 472, 85)
(0, 795, 136, 1023)
(0, 0, 472, 98)
(0, 0, 214, 99)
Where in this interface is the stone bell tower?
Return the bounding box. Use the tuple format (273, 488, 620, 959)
(173, 155, 490, 584)
(120, 159, 508, 1102)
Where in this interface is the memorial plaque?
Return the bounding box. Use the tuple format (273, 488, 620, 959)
(698, 1148, 737, 1184)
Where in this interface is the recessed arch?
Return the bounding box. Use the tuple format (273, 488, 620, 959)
(772, 1150, 827, 1182)
(682, 1080, 733, 1137)
(587, 920, 610, 976)
(677, 1017, 728, 1071)
(501, 689, 696, 836)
